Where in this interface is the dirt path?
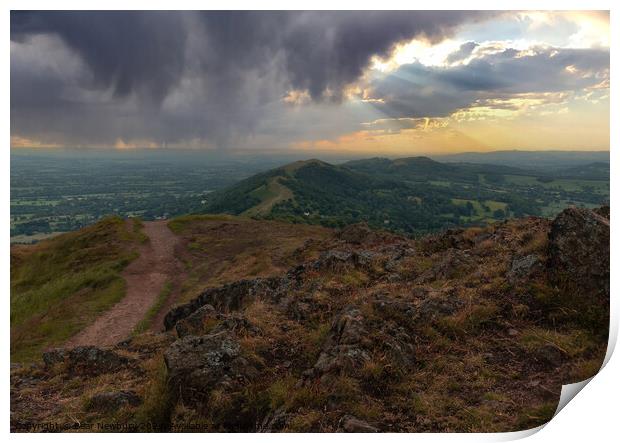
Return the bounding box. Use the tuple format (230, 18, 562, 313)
(64, 220, 185, 348)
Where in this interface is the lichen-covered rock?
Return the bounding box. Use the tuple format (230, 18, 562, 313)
(306, 307, 371, 379)
(548, 207, 610, 305)
(42, 349, 66, 367)
(164, 332, 259, 405)
(66, 347, 132, 376)
(508, 254, 541, 281)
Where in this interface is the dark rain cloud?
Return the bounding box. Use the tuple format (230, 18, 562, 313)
(11, 10, 493, 147)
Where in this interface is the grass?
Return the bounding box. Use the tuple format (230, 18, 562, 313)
(10, 216, 144, 363)
(167, 214, 239, 234)
(242, 177, 294, 217)
(166, 215, 333, 305)
(503, 175, 609, 194)
(133, 281, 174, 335)
(518, 327, 596, 358)
(133, 360, 174, 431)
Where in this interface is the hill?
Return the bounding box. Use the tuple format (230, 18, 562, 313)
(202, 157, 609, 236)
(431, 150, 610, 171)
(10, 207, 609, 432)
(10, 217, 147, 362)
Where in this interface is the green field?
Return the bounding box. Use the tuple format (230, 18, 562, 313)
(503, 175, 609, 194)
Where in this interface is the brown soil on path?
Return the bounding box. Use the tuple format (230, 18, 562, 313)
(64, 220, 185, 348)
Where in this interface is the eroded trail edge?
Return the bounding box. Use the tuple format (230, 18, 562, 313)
(64, 220, 183, 348)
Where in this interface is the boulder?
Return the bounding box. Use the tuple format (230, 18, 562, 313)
(548, 207, 609, 305)
(66, 347, 132, 376)
(164, 331, 258, 404)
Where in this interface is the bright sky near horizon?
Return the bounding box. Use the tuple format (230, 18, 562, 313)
(10, 11, 610, 154)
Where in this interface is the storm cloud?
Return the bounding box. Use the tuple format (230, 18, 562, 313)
(10, 11, 490, 147)
(9, 11, 609, 149)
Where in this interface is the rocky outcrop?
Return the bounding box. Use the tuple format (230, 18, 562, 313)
(42, 349, 66, 367)
(164, 331, 259, 405)
(66, 346, 133, 376)
(548, 207, 610, 305)
(42, 346, 132, 376)
(164, 278, 279, 330)
(305, 307, 371, 380)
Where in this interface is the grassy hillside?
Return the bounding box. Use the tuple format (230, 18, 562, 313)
(10, 208, 609, 432)
(167, 214, 334, 305)
(10, 216, 146, 362)
(202, 157, 609, 236)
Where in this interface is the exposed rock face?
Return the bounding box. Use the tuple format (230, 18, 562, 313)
(164, 331, 258, 405)
(306, 307, 371, 379)
(548, 207, 610, 305)
(65, 347, 132, 376)
(164, 278, 279, 330)
(175, 303, 260, 338)
(88, 391, 141, 411)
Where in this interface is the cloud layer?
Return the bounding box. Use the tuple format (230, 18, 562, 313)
(10, 11, 609, 151)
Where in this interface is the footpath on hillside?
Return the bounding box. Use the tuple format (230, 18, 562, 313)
(64, 220, 185, 348)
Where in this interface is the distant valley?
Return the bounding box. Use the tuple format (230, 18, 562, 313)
(11, 150, 609, 241)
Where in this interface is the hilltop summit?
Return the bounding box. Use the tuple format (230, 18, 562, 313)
(11, 207, 609, 432)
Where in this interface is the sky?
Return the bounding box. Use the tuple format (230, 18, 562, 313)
(10, 11, 610, 154)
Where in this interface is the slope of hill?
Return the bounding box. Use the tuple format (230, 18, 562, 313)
(10, 217, 147, 362)
(10, 207, 609, 432)
(202, 157, 609, 236)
